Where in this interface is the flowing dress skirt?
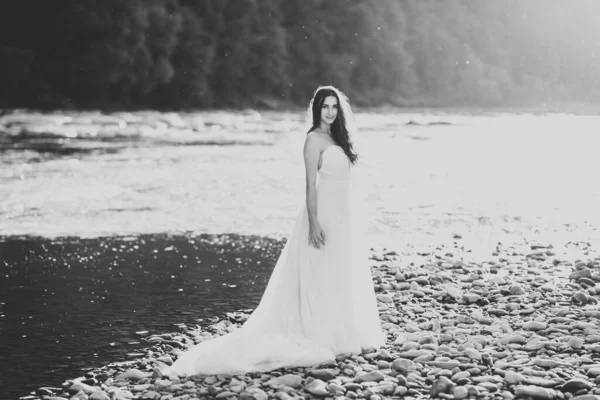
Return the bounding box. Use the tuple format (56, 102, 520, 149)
(169, 174, 384, 376)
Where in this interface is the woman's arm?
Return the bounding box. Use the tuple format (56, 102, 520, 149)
(303, 134, 326, 248)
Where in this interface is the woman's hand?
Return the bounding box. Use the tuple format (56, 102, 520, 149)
(309, 223, 326, 249)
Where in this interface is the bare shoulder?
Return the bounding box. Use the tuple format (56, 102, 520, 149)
(304, 131, 327, 151)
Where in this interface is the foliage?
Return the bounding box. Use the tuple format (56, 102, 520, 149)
(1, 0, 599, 109)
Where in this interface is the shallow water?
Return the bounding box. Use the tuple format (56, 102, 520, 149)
(2, 109, 600, 397)
(0, 234, 283, 398)
(2, 110, 600, 249)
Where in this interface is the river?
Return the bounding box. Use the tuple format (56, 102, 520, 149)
(1, 109, 599, 397)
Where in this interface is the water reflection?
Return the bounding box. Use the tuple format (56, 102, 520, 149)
(0, 233, 283, 399)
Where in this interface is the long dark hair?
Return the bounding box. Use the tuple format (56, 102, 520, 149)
(307, 85, 358, 165)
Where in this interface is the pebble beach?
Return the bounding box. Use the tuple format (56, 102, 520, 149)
(24, 235, 600, 400)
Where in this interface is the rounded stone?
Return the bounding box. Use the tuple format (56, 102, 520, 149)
(391, 358, 417, 373)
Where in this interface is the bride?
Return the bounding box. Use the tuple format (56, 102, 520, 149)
(168, 86, 384, 376)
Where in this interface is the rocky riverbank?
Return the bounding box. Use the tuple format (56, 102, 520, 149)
(22, 237, 600, 400)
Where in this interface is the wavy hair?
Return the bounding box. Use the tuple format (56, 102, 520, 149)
(307, 85, 358, 165)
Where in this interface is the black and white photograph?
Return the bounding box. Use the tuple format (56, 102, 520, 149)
(1, 1, 600, 399)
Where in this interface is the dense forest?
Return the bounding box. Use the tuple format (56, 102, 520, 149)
(1, 0, 599, 110)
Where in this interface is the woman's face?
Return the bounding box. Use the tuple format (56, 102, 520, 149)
(320, 96, 338, 126)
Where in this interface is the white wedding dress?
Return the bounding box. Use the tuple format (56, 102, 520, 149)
(168, 145, 384, 376)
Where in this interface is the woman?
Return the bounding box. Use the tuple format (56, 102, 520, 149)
(168, 86, 384, 376)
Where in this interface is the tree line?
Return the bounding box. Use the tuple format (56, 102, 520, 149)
(1, 0, 599, 110)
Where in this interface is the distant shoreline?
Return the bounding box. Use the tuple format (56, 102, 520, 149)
(3, 102, 600, 116)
